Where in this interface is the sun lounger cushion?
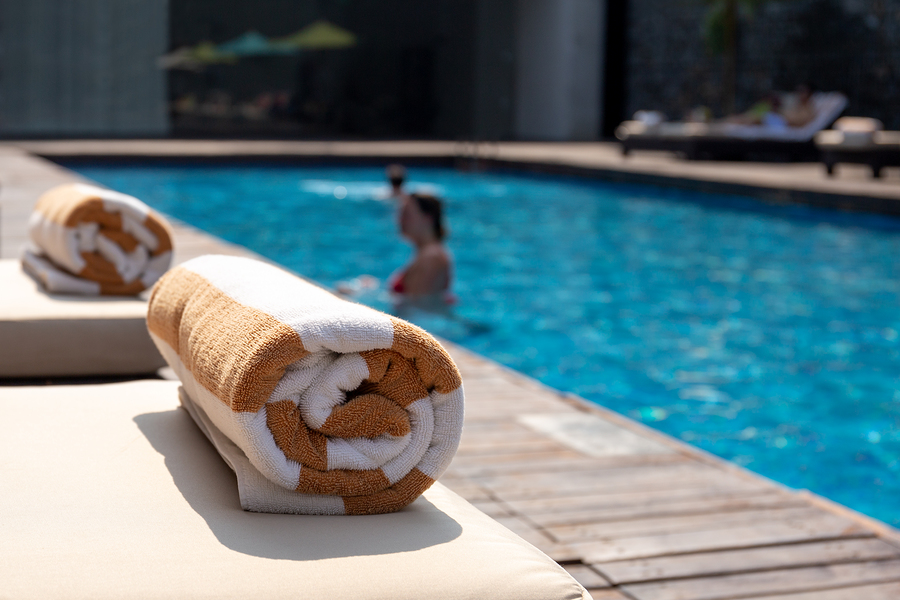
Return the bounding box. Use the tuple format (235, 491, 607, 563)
(22, 183, 173, 295)
(0, 259, 165, 377)
(0, 379, 589, 600)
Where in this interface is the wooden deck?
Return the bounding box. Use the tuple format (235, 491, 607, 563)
(441, 343, 900, 599)
(2, 142, 900, 600)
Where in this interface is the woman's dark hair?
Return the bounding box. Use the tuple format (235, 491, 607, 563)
(411, 193, 446, 240)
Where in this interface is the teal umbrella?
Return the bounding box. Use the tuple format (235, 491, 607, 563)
(217, 31, 297, 56)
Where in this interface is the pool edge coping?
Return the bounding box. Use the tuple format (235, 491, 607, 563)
(8, 139, 900, 217)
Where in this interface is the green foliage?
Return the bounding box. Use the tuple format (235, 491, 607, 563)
(700, 0, 776, 55)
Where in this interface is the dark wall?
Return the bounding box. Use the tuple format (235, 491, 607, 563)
(169, 0, 477, 138)
(0, 0, 168, 137)
(625, 0, 900, 128)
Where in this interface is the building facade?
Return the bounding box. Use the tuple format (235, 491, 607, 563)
(0, 0, 614, 140)
(0, 0, 169, 137)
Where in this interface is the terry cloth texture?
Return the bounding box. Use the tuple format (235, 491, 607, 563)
(22, 183, 173, 295)
(147, 255, 465, 515)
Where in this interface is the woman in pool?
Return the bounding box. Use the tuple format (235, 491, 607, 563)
(391, 192, 454, 302)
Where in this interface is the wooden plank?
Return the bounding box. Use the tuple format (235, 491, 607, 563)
(467, 499, 513, 518)
(479, 468, 751, 493)
(583, 591, 632, 600)
(465, 405, 578, 419)
(436, 479, 493, 502)
(480, 477, 759, 502)
(454, 439, 570, 457)
(458, 378, 548, 391)
(464, 389, 567, 403)
(528, 491, 803, 528)
(454, 368, 511, 379)
(596, 538, 900, 585)
(622, 559, 900, 600)
(572, 515, 870, 563)
(477, 462, 727, 488)
(449, 449, 588, 468)
(461, 383, 562, 396)
(518, 412, 677, 457)
(456, 420, 531, 432)
(549, 506, 826, 542)
(505, 485, 775, 519)
(744, 580, 900, 600)
(476, 466, 754, 500)
(463, 394, 573, 407)
(459, 428, 554, 443)
(449, 452, 687, 477)
(562, 564, 611, 589)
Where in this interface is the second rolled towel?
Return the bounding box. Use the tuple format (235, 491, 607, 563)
(147, 255, 464, 515)
(23, 183, 173, 295)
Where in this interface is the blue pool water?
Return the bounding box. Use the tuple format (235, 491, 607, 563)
(65, 163, 900, 527)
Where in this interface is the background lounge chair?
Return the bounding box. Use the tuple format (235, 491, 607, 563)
(0, 259, 165, 378)
(816, 117, 900, 178)
(617, 92, 848, 161)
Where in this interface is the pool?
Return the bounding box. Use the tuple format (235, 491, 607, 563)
(64, 162, 900, 527)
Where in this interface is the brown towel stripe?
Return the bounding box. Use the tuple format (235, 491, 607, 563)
(390, 318, 463, 393)
(266, 400, 329, 471)
(359, 349, 432, 409)
(342, 469, 435, 516)
(148, 255, 464, 515)
(79, 252, 125, 285)
(100, 229, 141, 253)
(148, 266, 309, 413)
(319, 392, 411, 438)
(296, 466, 391, 497)
(145, 217, 174, 254)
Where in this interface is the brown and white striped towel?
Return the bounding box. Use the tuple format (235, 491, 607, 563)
(22, 183, 173, 295)
(147, 255, 465, 515)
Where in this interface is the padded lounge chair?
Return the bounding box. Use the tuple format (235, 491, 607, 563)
(816, 119, 900, 178)
(0, 259, 165, 378)
(0, 379, 590, 600)
(617, 92, 848, 161)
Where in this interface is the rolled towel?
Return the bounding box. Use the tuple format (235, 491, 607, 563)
(147, 255, 465, 515)
(22, 183, 173, 295)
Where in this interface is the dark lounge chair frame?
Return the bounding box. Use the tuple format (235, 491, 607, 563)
(620, 136, 820, 162)
(820, 146, 900, 178)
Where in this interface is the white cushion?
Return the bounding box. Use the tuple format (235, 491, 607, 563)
(0, 379, 589, 600)
(0, 259, 165, 377)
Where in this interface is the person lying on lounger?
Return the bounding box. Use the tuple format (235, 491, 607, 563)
(724, 85, 816, 129)
(725, 92, 783, 127)
(780, 84, 816, 128)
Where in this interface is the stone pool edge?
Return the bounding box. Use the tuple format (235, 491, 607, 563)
(10, 139, 900, 216)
